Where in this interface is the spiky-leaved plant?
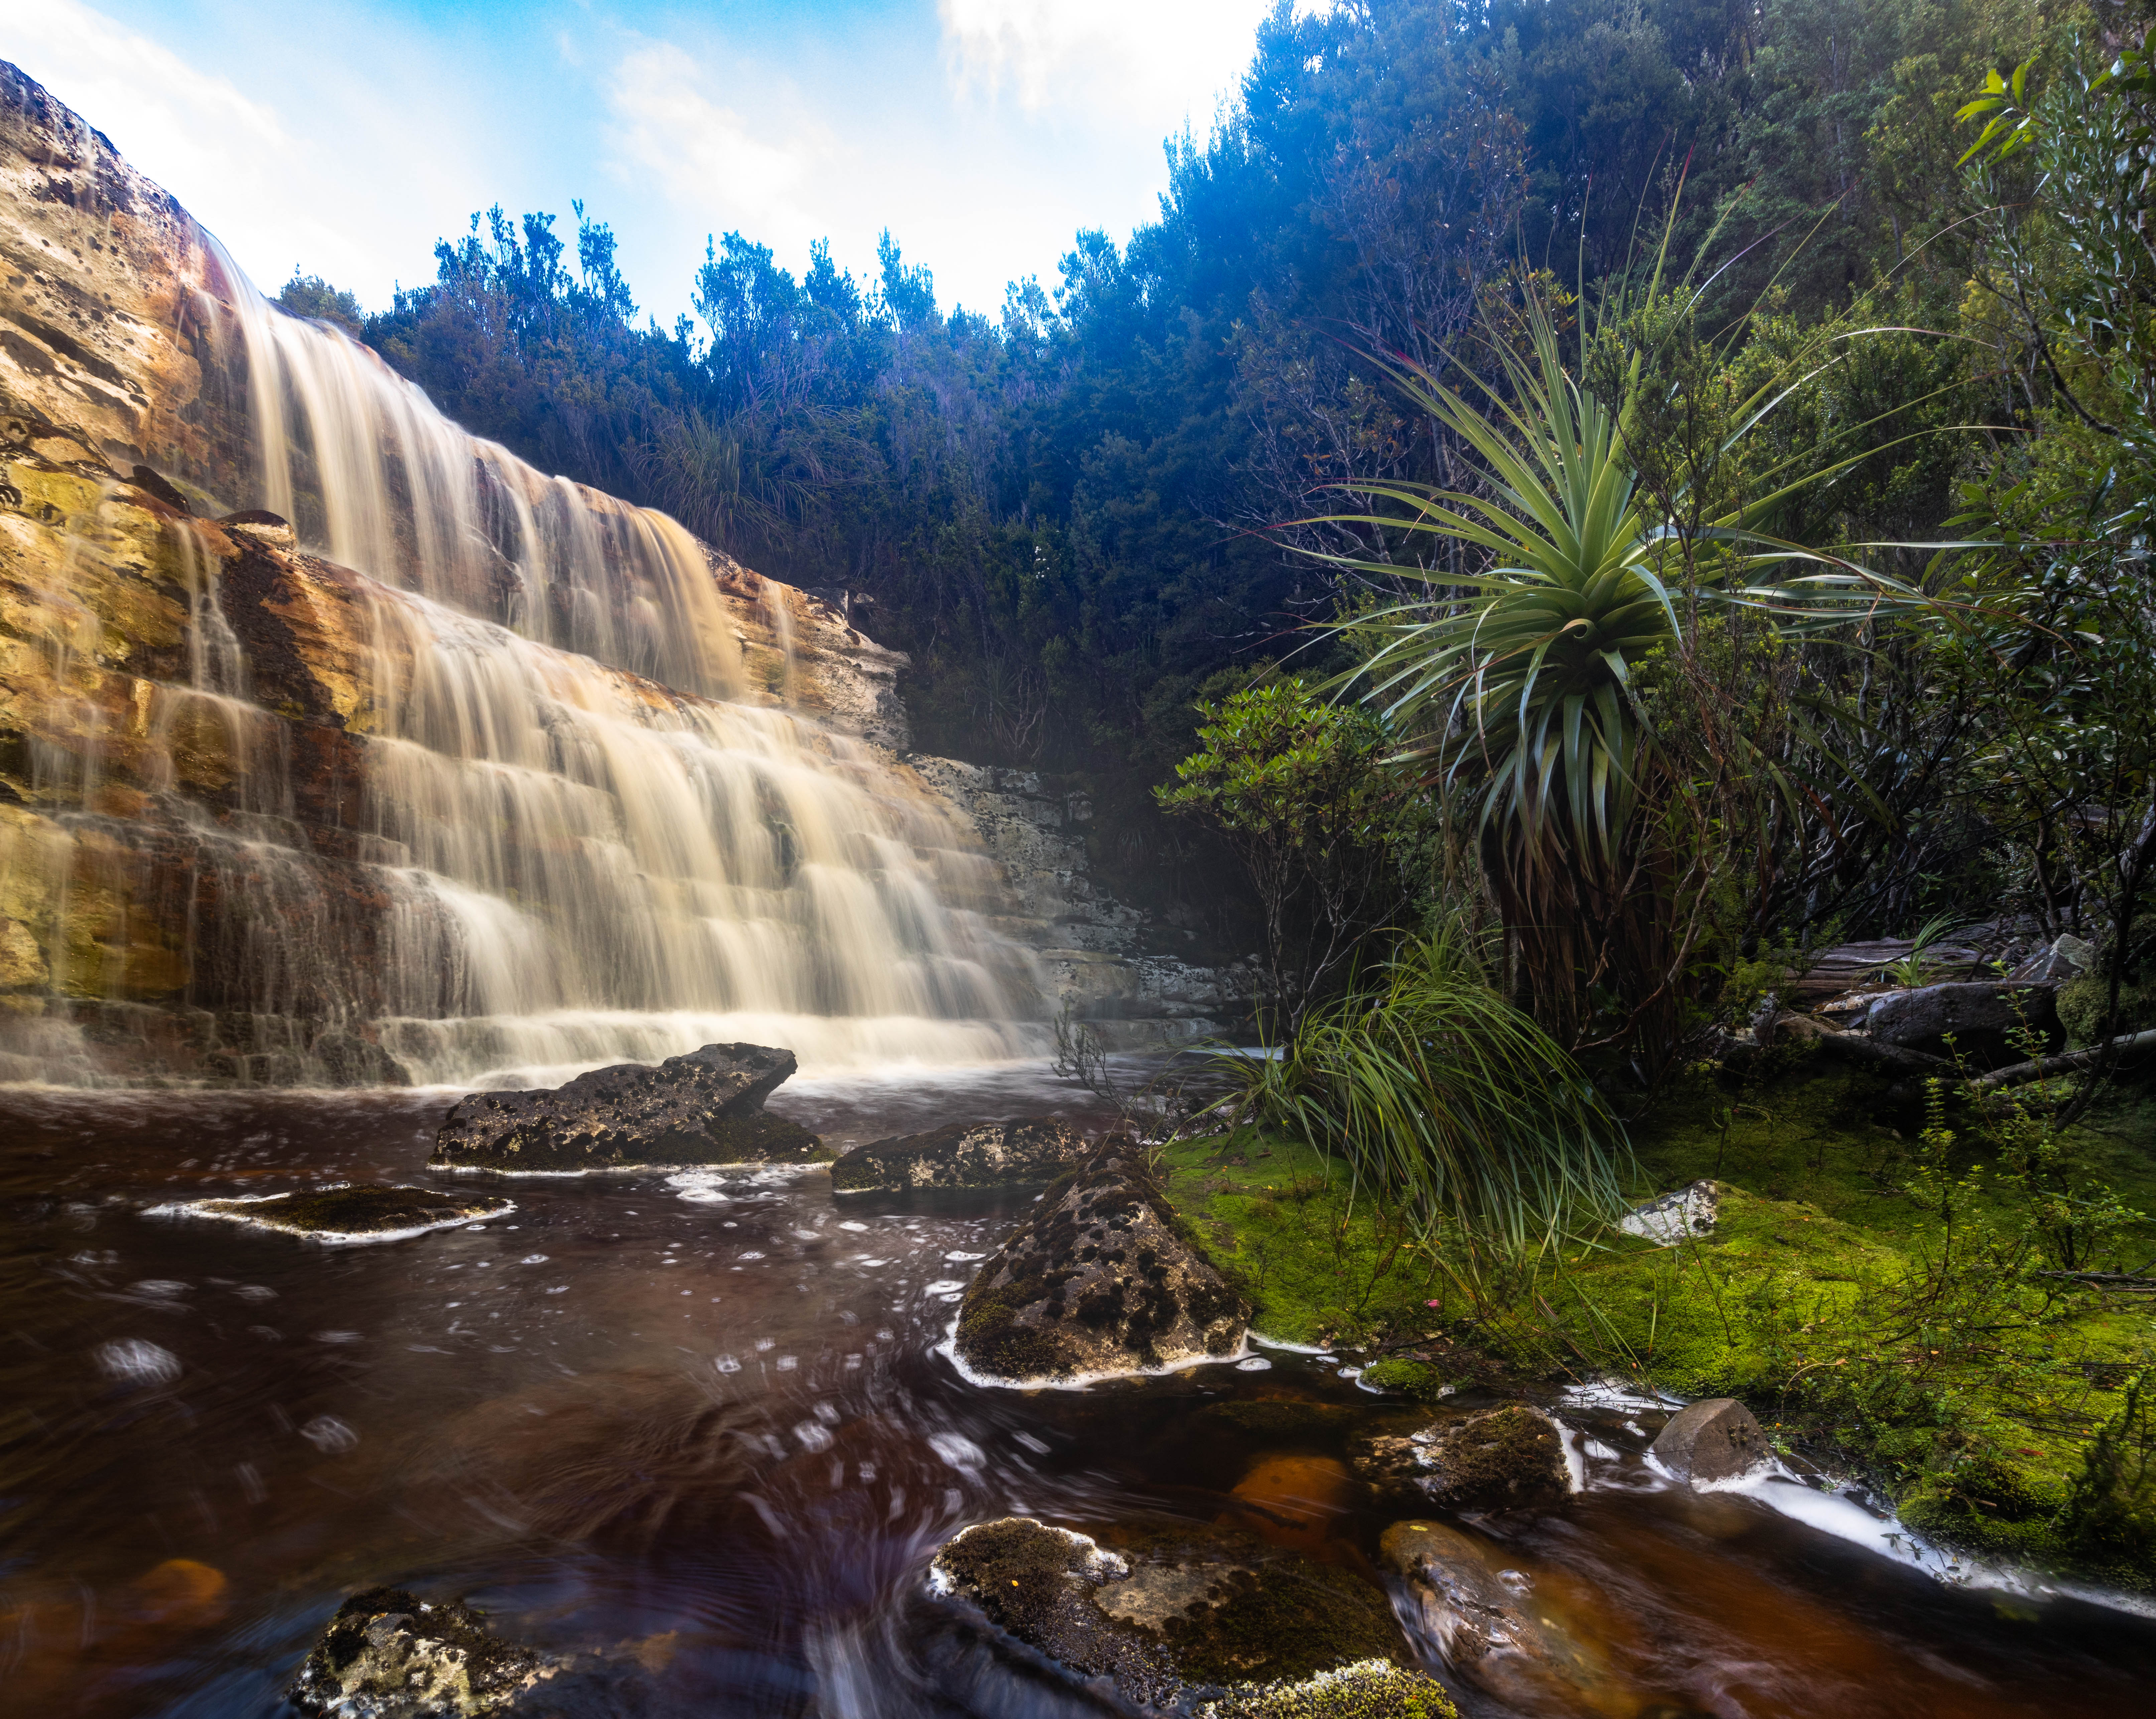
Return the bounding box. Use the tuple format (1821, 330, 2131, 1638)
(1314, 292, 1922, 1053)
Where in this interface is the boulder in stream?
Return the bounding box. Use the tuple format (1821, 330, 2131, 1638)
(830, 1116, 1088, 1193)
(167, 1183, 511, 1241)
(952, 1139, 1248, 1381)
(1381, 1520, 1635, 1715)
(287, 1586, 565, 1716)
(1650, 1396, 1771, 1484)
(430, 1043, 829, 1173)
(1350, 1404, 1571, 1510)
(928, 1516, 1457, 1717)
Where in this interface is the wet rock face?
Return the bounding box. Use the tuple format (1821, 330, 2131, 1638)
(287, 1586, 564, 1717)
(953, 1140, 1249, 1381)
(0, 62, 943, 1088)
(1350, 1405, 1570, 1510)
(1380, 1520, 1632, 1716)
(430, 1043, 828, 1173)
(183, 1183, 511, 1238)
(928, 1516, 1457, 1718)
(1650, 1397, 1770, 1484)
(830, 1116, 1088, 1193)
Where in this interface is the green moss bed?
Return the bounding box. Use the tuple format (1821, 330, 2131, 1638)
(1159, 1055, 2156, 1587)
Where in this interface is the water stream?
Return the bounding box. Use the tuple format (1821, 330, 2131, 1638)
(3, 1071, 2150, 1718)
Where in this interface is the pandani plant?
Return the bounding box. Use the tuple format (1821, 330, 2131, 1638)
(1309, 273, 1934, 1060)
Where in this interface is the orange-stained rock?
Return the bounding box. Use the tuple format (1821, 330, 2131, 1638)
(119, 1557, 230, 1625)
(1220, 1451, 1356, 1555)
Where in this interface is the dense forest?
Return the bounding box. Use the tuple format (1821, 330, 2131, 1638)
(287, 0, 2149, 1071)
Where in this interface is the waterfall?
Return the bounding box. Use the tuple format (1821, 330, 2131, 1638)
(210, 262, 746, 699)
(350, 579, 1039, 1086)
(0, 244, 1043, 1088)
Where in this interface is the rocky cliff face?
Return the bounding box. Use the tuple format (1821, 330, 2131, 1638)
(903, 756, 1260, 1048)
(0, 60, 1025, 1086)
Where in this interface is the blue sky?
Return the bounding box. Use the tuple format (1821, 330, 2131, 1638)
(2, 1, 1284, 325)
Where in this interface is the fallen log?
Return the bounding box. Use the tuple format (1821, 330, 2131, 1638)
(1810, 1026, 1957, 1078)
(1966, 1028, 2156, 1092)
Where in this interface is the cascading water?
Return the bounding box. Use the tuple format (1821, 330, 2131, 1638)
(211, 266, 1043, 1084)
(350, 578, 1038, 1085)
(214, 261, 744, 700)
(0, 235, 1042, 1088)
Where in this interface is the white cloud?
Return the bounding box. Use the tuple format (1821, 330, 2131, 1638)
(0, 0, 480, 305)
(938, 0, 1275, 124)
(603, 42, 834, 257)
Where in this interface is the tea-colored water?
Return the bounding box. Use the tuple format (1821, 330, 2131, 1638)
(2, 1074, 2149, 1717)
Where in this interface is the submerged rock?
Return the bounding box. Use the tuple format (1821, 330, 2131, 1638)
(928, 1516, 1456, 1718)
(287, 1586, 564, 1716)
(1650, 1397, 1770, 1484)
(1219, 1452, 1357, 1556)
(830, 1116, 1089, 1193)
(1381, 1520, 1635, 1717)
(430, 1043, 829, 1173)
(952, 1139, 1248, 1381)
(175, 1183, 511, 1239)
(1351, 1405, 1570, 1510)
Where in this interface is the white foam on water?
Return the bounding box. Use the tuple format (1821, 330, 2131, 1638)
(144, 1190, 515, 1245)
(95, 1339, 180, 1386)
(934, 1316, 1254, 1392)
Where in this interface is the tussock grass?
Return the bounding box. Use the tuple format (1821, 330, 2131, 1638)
(1219, 922, 1629, 1267)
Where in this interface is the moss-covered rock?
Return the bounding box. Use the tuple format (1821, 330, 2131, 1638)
(2059, 968, 2156, 1046)
(286, 1586, 564, 1716)
(830, 1116, 1087, 1193)
(928, 1516, 1455, 1717)
(954, 1140, 1249, 1381)
(1352, 1405, 1569, 1510)
(1358, 1358, 1461, 1402)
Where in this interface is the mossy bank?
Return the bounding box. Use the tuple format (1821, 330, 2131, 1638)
(1159, 1054, 2156, 1587)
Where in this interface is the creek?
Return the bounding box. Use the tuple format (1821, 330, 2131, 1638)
(3, 1068, 2152, 1718)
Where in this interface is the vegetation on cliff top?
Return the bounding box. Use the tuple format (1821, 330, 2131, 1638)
(290, 0, 2086, 946)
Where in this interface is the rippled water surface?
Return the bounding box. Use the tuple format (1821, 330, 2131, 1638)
(3, 1069, 2153, 1717)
